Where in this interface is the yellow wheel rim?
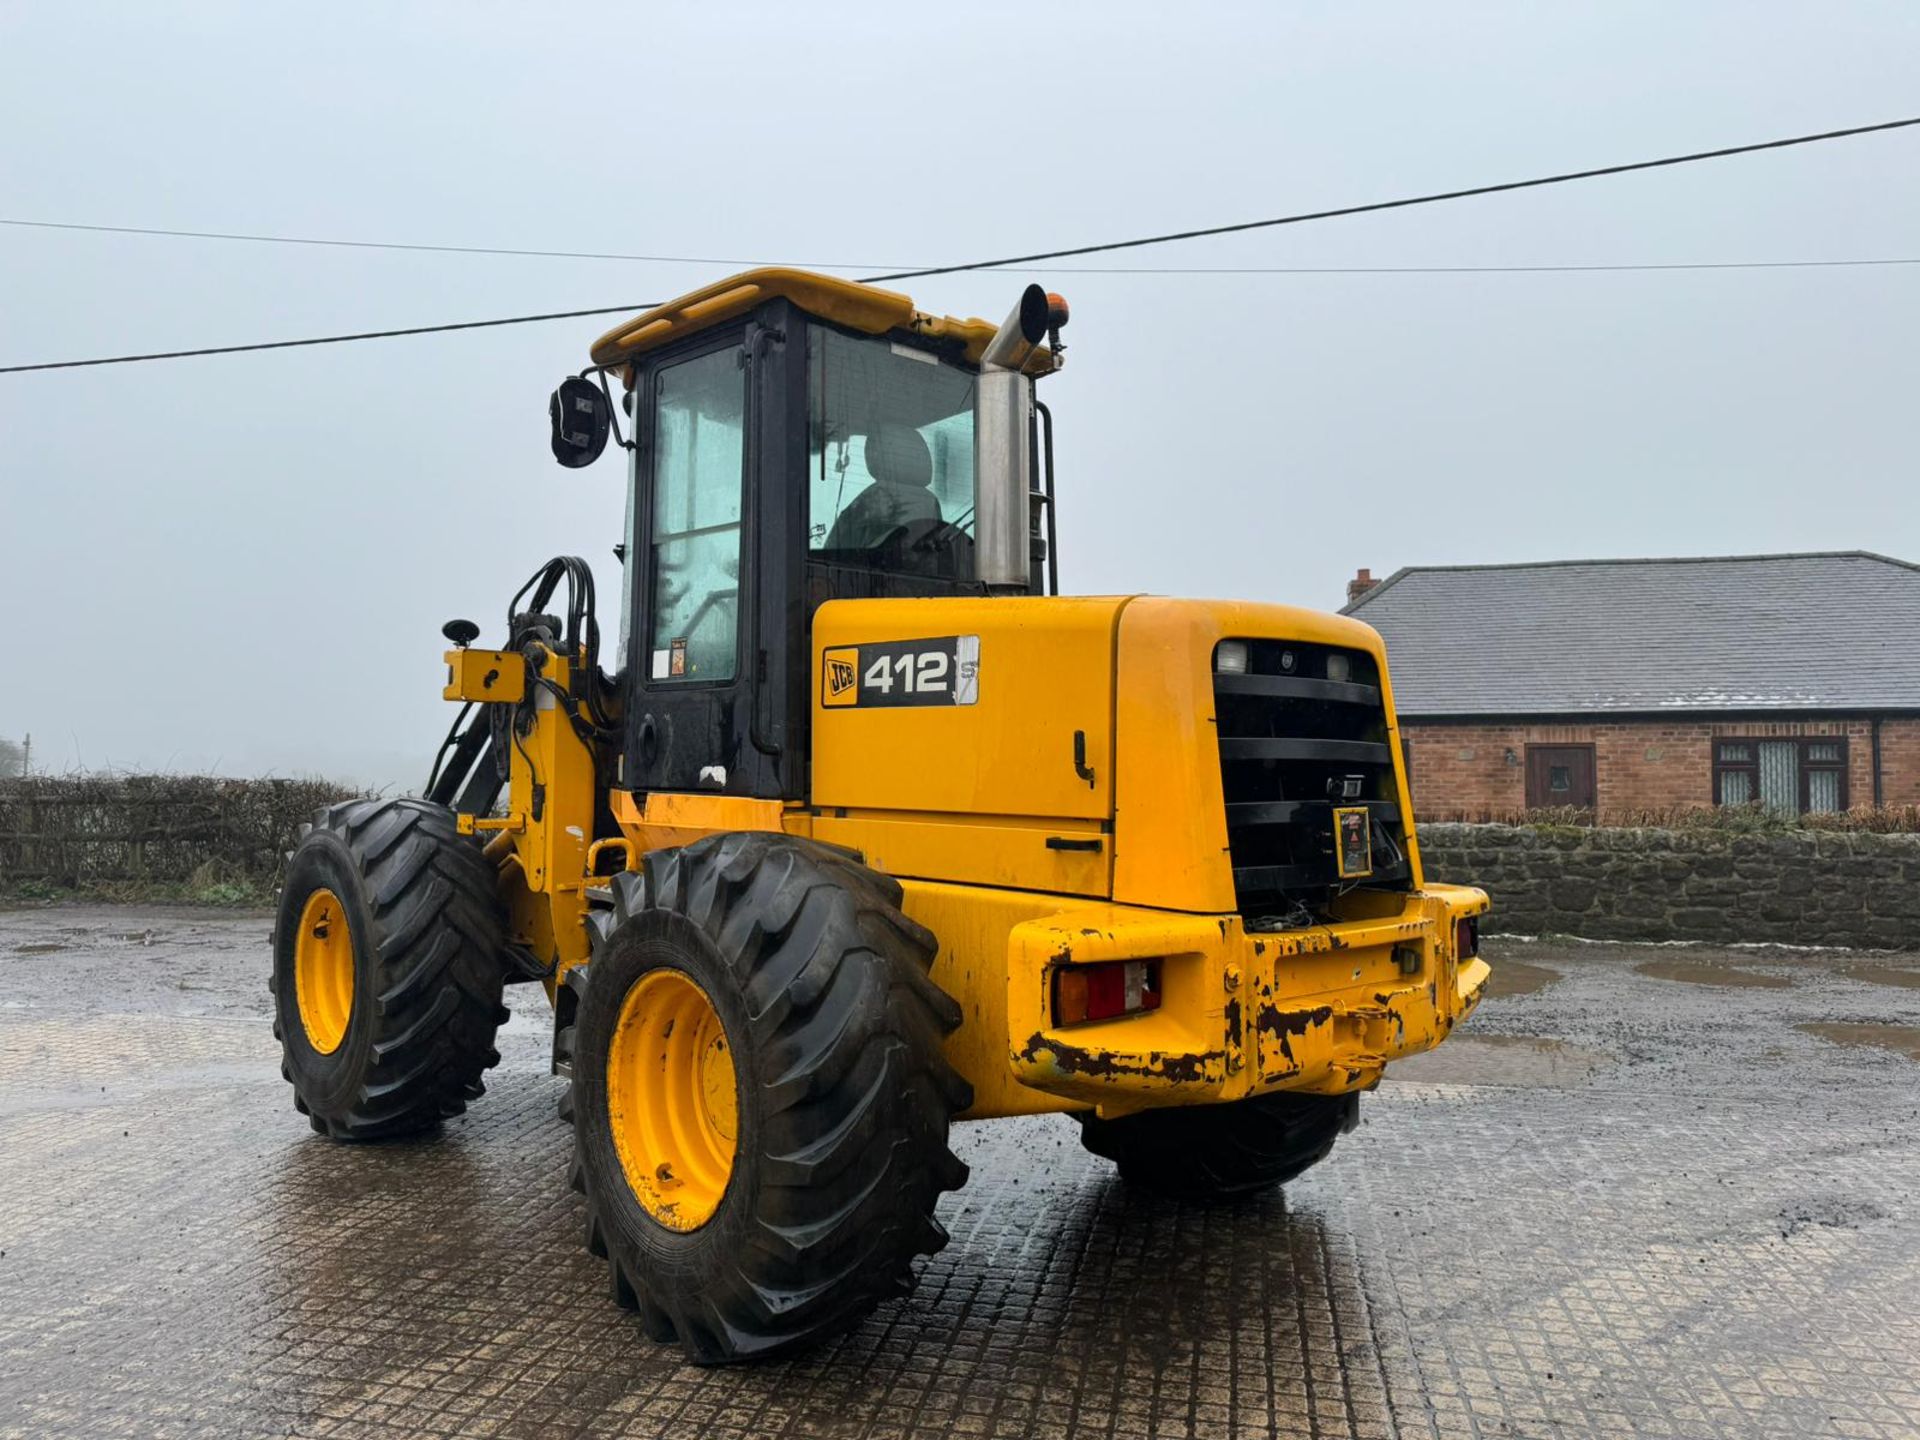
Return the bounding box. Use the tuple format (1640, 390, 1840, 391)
(606, 968, 738, 1231)
(293, 886, 355, 1055)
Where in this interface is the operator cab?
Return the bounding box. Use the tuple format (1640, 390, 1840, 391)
(551, 270, 1065, 803)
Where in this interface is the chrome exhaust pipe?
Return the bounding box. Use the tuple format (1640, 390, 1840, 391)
(979, 284, 1051, 374)
(976, 285, 1050, 590)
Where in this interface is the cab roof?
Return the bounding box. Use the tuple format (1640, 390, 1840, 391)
(589, 268, 1015, 371)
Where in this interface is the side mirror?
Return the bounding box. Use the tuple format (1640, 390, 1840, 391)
(549, 375, 611, 468)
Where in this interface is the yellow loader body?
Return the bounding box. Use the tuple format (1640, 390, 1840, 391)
(455, 592, 1488, 1122)
(283, 266, 1496, 1363)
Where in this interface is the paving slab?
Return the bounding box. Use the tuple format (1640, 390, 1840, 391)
(2, 906, 1916, 1439)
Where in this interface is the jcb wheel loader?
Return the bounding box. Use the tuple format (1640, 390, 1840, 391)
(272, 269, 1491, 1364)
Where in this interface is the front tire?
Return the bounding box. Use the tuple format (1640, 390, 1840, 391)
(1077, 1090, 1359, 1200)
(569, 833, 971, 1364)
(272, 798, 508, 1140)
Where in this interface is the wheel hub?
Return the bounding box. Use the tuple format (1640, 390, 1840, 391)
(292, 887, 354, 1054)
(606, 968, 738, 1231)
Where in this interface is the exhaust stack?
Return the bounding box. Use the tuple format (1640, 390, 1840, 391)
(975, 285, 1050, 590)
(979, 284, 1052, 373)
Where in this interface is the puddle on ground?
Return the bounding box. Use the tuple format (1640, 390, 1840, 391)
(1840, 964, 1920, 991)
(1387, 1033, 1606, 1087)
(1797, 1022, 1920, 1062)
(1484, 959, 1561, 998)
(1635, 959, 1791, 989)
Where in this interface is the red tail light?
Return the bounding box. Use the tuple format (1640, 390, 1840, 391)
(1455, 916, 1480, 959)
(1053, 959, 1162, 1026)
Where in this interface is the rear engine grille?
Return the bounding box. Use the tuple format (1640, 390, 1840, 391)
(1213, 639, 1412, 917)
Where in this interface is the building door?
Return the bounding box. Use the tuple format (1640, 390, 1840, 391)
(1525, 744, 1596, 809)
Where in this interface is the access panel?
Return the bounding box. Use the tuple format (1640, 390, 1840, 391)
(810, 596, 1126, 823)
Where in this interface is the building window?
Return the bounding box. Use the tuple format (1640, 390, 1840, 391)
(1713, 738, 1848, 814)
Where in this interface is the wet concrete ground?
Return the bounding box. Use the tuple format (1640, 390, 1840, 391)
(1, 907, 1916, 1440)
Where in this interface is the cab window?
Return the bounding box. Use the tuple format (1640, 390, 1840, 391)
(808, 329, 976, 580)
(647, 347, 745, 684)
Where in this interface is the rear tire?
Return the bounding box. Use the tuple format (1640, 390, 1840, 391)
(568, 832, 971, 1364)
(1076, 1091, 1359, 1200)
(272, 798, 507, 1140)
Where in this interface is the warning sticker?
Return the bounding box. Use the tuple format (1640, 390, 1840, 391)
(1333, 806, 1373, 879)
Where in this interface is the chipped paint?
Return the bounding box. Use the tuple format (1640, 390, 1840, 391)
(1255, 1004, 1335, 1041)
(1254, 1003, 1334, 1084)
(1006, 886, 1492, 1109)
(1016, 1032, 1226, 1087)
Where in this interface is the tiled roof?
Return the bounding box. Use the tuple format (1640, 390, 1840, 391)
(1342, 551, 1920, 716)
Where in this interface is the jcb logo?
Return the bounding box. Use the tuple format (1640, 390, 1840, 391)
(821, 647, 861, 707)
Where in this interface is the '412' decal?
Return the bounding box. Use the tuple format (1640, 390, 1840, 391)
(821, 636, 980, 708)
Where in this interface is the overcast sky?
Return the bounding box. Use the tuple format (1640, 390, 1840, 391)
(3, 2, 1916, 788)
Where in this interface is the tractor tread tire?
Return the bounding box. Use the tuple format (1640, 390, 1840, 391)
(272, 798, 506, 1141)
(570, 832, 970, 1365)
(1077, 1090, 1358, 1200)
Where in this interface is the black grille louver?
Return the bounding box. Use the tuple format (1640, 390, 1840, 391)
(1212, 640, 1412, 918)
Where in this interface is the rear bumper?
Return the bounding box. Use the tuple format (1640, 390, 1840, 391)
(1007, 884, 1491, 1115)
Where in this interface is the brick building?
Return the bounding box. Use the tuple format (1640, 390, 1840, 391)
(1341, 552, 1920, 818)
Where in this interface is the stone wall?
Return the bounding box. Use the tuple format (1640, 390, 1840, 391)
(1416, 822, 1920, 950)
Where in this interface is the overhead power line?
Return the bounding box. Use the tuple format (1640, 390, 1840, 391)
(11, 259, 1919, 377)
(858, 114, 1920, 283)
(3, 113, 1916, 376)
(7, 115, 1920, 279)
(0, 303, 656, 373)
(9, 260, 1916, 376)
(1032, 257, 1920, 275)
(4, 213, 1916, 280)
(0, 217, 900, 270)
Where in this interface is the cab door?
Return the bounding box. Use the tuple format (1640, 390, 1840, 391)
(626, 328, 763, 796)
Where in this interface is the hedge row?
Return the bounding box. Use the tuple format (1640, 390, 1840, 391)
(0, 775, 360, 890)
